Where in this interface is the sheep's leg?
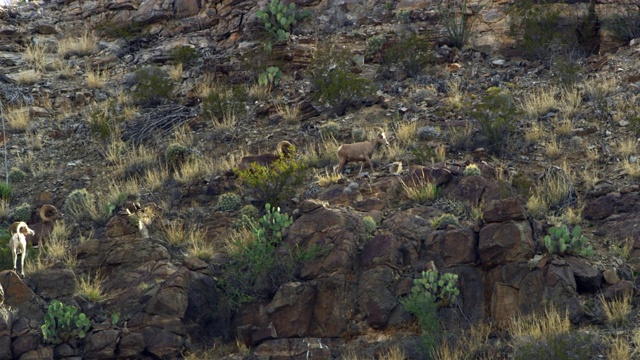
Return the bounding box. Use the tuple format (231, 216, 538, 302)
(337, 159, 347, 174)
(365, 156, 375, 172)
(20, 248, 25, 277)
(12, 247, 17, 273)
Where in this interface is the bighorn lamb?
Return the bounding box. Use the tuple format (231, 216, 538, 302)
(235, 141, 295, 171)
(26, 204, 62, 249)
(336, 131, 389, 174)
(8, 221, 35, 277)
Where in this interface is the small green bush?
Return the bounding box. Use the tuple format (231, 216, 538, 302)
(362, 216, 377, 233)
(256, 0, 311, 43)
(217, 193, 242, 212)
(434, 0, 485, 49)
(237, 158, 307, 208)
(319, 121, 340, 139)
(95, 21, 143, 42)
(169, 46, 198, 67)
(233, 204, 261, 229)
(12, 202, 31, 222)
(0, 228, 12, 270)
(463, 164, 481, 177)
(544, 224, 594, 258)
(165, 143, 190, 170)
(8, 167, 26, 183)
(466, 86, 518, 155)
(307, 47, 374, 115)
(602, 5, 640, 43)
(63, 189, 95, 222)
(0, 182, 12, 202)
(132, 66, 174, 106)
(365, 35, 385, 61)
(41, 300, 91, 345)
(200, 84, 247, 122)
(431, 213, 459, 230)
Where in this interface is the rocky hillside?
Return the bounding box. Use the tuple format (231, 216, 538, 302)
(0, 0, 640, 359)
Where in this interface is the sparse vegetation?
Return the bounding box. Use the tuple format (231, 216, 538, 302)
(237, 158, 307, 207)
(131, 65, 174, 106)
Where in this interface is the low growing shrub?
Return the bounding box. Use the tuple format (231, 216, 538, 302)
(63, 189, 95, 222)
(132, 66, 174, 106)
(8, 167, 26, 183)
(543, 224, 594, 258)
(12, 202, 31, 222)
(0, 182, 11, 202)
(237, 158, 307, 207)
(431, 213, 459, 230)
(466, 86, 518, 155)
(463, 163, 481, 177)
(165, 143, 190, 170)
(256, 0, 311, 43)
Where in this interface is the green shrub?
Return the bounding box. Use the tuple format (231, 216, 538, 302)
(544, 224, 594, 258)
(466, 86, 518, 155)
(165, 143, 190, 170)
(463, 164, 481, 177)
(12, 202, 31, 222)
(365, 35, 386, 61)
(0, 182, 11, 202)
(95, 21, 143, 42)
(256, 0, 311, 43)
(513, 331, 602, 360)
(431, 213, 459, 230)
(169, 46, 198, 67)
(362, 216, 377, 233)
(307, 47, 374, 115)
(41, 300, 91, 345)
(0, 228, 12, 271)
(220, 203, 318, 309)
(63, 189, 95, 222)
(132, 66, 174, 106)
(382, 33, 434, 78)
(233, 204, 261, 229)
(237, 158, 307, 207)
(88, 100, 125, 141)
(200, 84, 247, 122)
(217, 193, 242, 212)
(319, 121, 340, 139)
(602, 5, 640, 43)
(8, 167, 26, 183)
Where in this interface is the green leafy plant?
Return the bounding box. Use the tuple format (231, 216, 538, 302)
(467, 86, 518, 155)
(165, 143, 190, 170)
(217, 193, 242, 212)
(362, 216, 377, 234)
(200, 84, 247, 122)
(365, 35, 386, 61)
(12, 202, 31, 222)
(132, 65, 174, 106)
(258, 66, 283, 89)
(0, 182, 12, 202)
(110, 312, 120, 326)
(237, 158, 307, 207)
(543, 224, 594, 258)
(463, 163, 481, 177)
(169, 46, 198, 67)
(256, 0, 311, 43)
(307, 47, 374, 115)
(8, 167, 26, 183)
(602, 4, 640, 43)
(431, 213, 460, 230)
(41, 300, 91, 345)
(435, 0, 487, 49)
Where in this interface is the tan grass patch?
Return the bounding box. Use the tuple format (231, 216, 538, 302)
(445, 77, 463, 110)
(557, 87, 582, 116)
(15, 70, 40, 85)
(174, 158, 213, 184)
(509, 306, 571, 345)
(0, 200, 9, 222)
(316, 169, 341, 187)
(384, 141, 405, 162)
(544, 137, 562, 159)
(26, 131, 43, 151)
(57, 30, 97, 58)
(621, 159, 640, 178)
(600, 292, 632, 328)
(553, 116, 573, 137)
(183, 338, 248, 360)
(86, 68, 106, 89)
(519, 86, 558, 119)
(435, 144, 446, 162)
(583, 76, 619, 103)
(53, 59, 76, 79)
(524, 122, 545, 143)
(299, 138, 339, 169)
(249, 83, 272, 101)
(23, 41, 48, 71)
(172, 124, 195, 146)
(168, 63, 183, 82)
(377, 344, 405, 360)
(143, 166, 169, 191)
(274, 102, 300, 124)
(225, 228, 256, 255)
(615, 137, 637, 160)
(194, 73, 216, 98)
(103, 138, 127, 164)
(186, 231, 217, 261)
(75, 271, 111, 302)
(211, 111, 237, 131)
(401, 179, 439, 204)
(162, 220, 189, 246)
(607, 335, 632, 360)
(5, 107, 31, 132)
(395, 121, 418, 146)
(527, 166, 573, 219)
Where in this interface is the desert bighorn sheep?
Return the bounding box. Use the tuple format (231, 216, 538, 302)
(25, 204, 62, 249)
(8, 221, 35, 277)
(234, 141, 295, 172)
(335, 131, 389, 174)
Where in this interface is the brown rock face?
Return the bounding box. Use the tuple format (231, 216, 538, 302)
(266, 282, 316, 338)
(424, 228, 478, 268)
(0, 307, 11, 360)
(85, 329, 120, 359)
(483, 197, 527, 223)
(478, 221, 535, 269)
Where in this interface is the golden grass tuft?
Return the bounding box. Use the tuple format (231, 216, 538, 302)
(316, 169, 341, 187)
(168, 63, 183, 82)
(75, 271, 111, 303)
(395, 121, 418, 146)
(86, 67, 107, 89)
(553, 116, 574, 137)
(249, 83, 272, 101)
(615, 137, 637, 160)
(401, 179, 439, 204)
(607, 335, 632, 360)
(299, 138, 340, 169)
(23, 41, 48, 71)
(600, 292, 632, 328)
(162, 220, 189, 246)
(509, 306, 571, 345)
(274, 101, 300, 124)
(194, 73, 216, 98)
(224, 228, 256, 255)
(524, 122, 545, 143)
(57, 30, 97, 58)
(621, 159, 640, 178)
(186, 230, 218, 261)
(174, 158, 215, 184)
(519, 86, 558, 119)
(15, 70, 40, 85)
(183, 338, 249, 360)
(211, 111, 237, 131)
(377, 344, 405, 360)
(544, 136, 562, 159)
(5, 107, 31, 132)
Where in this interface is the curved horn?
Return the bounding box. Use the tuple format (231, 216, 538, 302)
(276, 141, 294, 157)
(8, 221, 19, 235)
(40, 204, 59, 222)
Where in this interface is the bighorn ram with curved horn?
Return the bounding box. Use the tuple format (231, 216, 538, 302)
(26, 204, 63, 249)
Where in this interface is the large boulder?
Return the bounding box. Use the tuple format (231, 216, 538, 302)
(424, 227, 478, 268)
(478, 221, 535, 269)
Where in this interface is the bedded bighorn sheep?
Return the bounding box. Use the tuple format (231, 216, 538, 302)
(8, 221, 35, 277)
(25, 204, 62, 249)
(235, 141, 295, 172)
(335, 131, 389, 174)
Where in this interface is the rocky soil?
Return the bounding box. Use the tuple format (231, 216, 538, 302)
(0, 0, 639, 359)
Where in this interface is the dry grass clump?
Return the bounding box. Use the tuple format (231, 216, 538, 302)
(526, 166, 574, 219)
(621, 159, 640, 178)
(377, 344, 405, 360)
(224, 228, 256, 255)
(544, 137, 562, 159)
(86, 67, 107, 89)
(509, 306, 571, 345)
(15, 70, 40, 85)
(23, 41, 49, 71)
(57, 30, 97, 58)
(607, 335, 632, 360)
(186, 233, 217, 261)
(174, 157, 215, 184)
(316, 169, 341, 187)
(519, 86, 558, 119)
(142, 166, 170, 191)
(5, 107, 31, 132)
(75, 271, 111, 303)
(614, 137, 637, 159)
(162, 220, 190, 246)
(168, 63, 183, 82)
(395, 121, 418, 146)
(524, 122, 545, 143)
(299, 139, 340, 169)
(183, 338, 248, 360)
(274, 101, 300, 124)
(553, 116, 574, 137)
(211, 111, 237, 131)
(599, 292, 633, 328)
(401, 179, 440, 204)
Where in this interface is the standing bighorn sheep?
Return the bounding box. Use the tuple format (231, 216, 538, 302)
(8, 221, 35, 277)
(234, 141, 295, 172)
(25, 204, 62, 249)
(335, 131, 389, 174)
